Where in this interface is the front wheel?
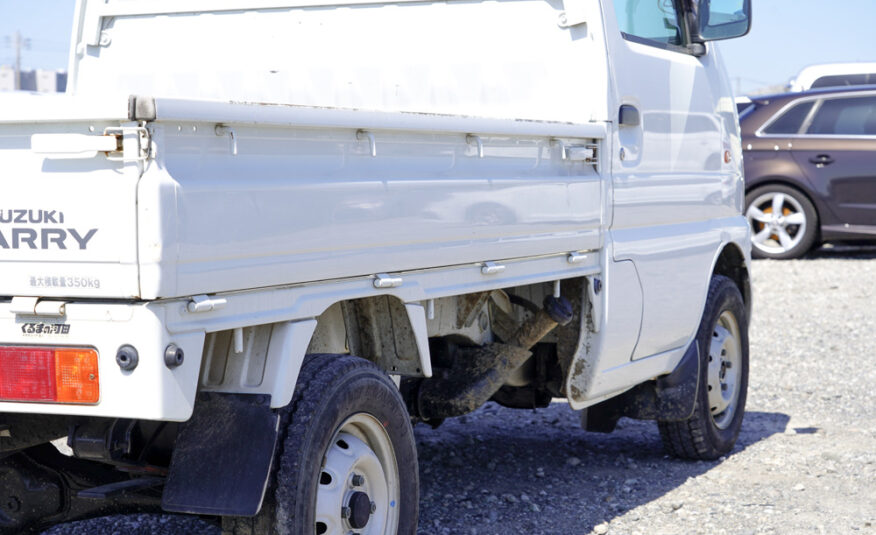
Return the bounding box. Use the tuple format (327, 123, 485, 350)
(658, 275, 749, 460)
(223, 354, 419, 535)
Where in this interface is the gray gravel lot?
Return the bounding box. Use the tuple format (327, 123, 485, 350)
(44, 245, 876, 535)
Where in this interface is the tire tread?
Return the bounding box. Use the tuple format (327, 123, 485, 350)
(223, 355, 372, 535)
(222, 354, 414, 535)
(658, 275, 748, 461)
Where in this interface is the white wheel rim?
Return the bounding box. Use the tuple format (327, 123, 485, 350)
(707, 311, 742, 430)
(746, 191, 807, 255)
(314, 414, 400, 535)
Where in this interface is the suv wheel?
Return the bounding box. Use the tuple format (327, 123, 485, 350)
(745, 185, 818, 259)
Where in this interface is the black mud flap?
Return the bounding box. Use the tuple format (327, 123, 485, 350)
(162, 393, 279, 516)
(583, 341, 700, 432)
(648, 340, 700, 420)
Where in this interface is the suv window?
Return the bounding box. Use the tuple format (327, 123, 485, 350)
(762, 101, 815, 135)
(810, 73, 876, 89)
(613, 0, 684, 47)
(807, 96, 876, 136)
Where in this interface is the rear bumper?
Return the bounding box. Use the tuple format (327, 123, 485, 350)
(0, 300, 204, 422)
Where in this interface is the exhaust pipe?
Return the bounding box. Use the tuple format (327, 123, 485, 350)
(412, 295, 573, 421)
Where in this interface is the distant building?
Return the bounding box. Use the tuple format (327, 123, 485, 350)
(35, 69, 68, 92)
(0, 66, 14, 91)
(0, 66, 67, 92)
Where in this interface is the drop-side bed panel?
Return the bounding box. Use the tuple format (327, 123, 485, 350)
(138, 103, 608, 298)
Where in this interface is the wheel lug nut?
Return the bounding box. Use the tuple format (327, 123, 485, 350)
(341, 505, 352, 519)
(351, 474, 365, 487)
(370, 501, 377, 514)
(4, 496, 20, 512)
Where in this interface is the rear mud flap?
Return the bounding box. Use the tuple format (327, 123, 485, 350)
(162, 393, 279, 516)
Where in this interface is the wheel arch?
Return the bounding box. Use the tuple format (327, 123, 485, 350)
(197, 295, 431, 411)
(312, 296, 431, 378)
(272, 295, 432, 408)
(711, 242, 751, 319)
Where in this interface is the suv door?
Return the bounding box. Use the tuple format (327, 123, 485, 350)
(789, 93, 876, 228)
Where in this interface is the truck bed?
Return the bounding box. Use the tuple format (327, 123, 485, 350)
(0, 94, 607, 299)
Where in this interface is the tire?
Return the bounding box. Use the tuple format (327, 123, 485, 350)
(745, 184, 818, 259)
(658, 275, 749, 460)
(223, 354, 419, 535)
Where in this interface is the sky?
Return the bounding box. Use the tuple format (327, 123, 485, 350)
(2, 0, 876, 96)
(0, 0, 76, 73)
(718, 0, 876, 94)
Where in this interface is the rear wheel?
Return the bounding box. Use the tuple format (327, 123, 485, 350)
(223, 354, 418, 535)
(745, 184, 818, 259)
(658, 275, 749, 460)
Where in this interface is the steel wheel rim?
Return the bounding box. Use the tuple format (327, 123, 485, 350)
(707, 310, 742, 430)
(314, 414, 400, 535)
(746, 191, 807, 255)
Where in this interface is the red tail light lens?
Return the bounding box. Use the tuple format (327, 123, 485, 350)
(0, 346, 99, 404)
(0, 347, 56, 401)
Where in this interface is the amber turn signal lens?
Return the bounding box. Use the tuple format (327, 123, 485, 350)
(54, 349, 100, 403)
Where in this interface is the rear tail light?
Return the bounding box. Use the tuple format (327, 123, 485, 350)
(0, 346, 99, 404)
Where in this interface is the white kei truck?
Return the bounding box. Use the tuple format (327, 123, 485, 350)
(0, 0, 752, 533)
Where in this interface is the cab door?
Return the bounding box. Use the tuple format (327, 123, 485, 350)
(603, 0, 742, 361)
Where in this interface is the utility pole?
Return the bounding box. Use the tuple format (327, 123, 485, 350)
(15, 31, 21, 91)
(5, 31, 31, 90)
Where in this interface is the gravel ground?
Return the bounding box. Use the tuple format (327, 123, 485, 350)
(43, 245, 876, 535)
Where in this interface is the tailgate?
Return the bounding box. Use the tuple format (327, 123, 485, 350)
(0, 93, 141, 298)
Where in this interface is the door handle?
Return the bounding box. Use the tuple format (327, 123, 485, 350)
(808, 154, 834, 165)
(619, 104, 640, 127)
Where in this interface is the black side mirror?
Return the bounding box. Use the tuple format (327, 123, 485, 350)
(692, 0, 752, 43)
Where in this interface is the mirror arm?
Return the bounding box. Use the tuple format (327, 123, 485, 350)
(682, 1, 706, 54)
(687, 42, 707, 57)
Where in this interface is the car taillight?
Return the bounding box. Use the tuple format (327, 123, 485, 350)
(0, 346, 99, 404)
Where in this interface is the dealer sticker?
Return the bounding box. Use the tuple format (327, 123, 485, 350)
(21, 323, 71, 336)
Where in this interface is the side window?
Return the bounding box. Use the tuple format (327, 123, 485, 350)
(810, 73, 876, 89)
(613, 0, 684, 47)
(762, 101, 815, 135)
(736, 102, 754, 116)
(807, 96, 876, 136)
